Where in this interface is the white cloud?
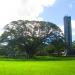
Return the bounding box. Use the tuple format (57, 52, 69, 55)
(0, 0, 56, 35)
(59, 20, 75, 37)
(71, 20, 75, 36)
(59, 25, 64, 33)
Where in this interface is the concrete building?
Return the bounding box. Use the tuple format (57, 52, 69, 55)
(64, 16, 72, 55)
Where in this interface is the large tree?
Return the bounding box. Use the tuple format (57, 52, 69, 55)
(0, 20, 64, 58)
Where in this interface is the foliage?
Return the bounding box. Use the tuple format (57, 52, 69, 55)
(0, 20, 64, 58)
(72, 41, 75, 49)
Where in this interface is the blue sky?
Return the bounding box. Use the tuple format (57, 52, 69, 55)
(0, 0, 75, 41)
(42, 0, 75, 24)
(41, 0, 75, 41)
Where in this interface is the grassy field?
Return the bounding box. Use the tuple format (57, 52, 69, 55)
(0, 57, 75, 75)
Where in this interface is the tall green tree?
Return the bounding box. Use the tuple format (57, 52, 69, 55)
(0, 20, 63, 58)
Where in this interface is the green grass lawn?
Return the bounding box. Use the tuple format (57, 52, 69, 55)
(0, 57, 75, 75)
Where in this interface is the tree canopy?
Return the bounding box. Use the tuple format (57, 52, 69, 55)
(0, 20, 64, 58)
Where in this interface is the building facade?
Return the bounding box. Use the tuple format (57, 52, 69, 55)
(64, 16, 72, 54)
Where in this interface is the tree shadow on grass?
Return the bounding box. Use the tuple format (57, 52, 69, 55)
(32, 56, 75, 61)
(0, 56, 75, 61)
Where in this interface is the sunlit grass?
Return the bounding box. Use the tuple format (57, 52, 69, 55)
(0, 57, 75, 75)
